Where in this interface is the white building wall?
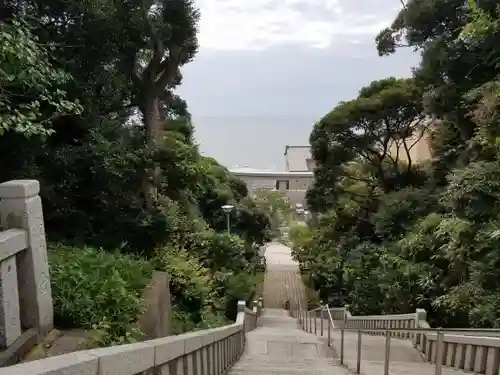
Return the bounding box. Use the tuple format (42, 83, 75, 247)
(231, 172, 313, 206)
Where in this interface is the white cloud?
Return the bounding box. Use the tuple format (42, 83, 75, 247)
(196, 0, 401, 50)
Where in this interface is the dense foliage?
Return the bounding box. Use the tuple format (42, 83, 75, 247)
(49, 245, 153, 346)
(295, 0, 500, 328)
(0, 1, 271, 342)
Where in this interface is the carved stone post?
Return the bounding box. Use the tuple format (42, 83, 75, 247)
(0, 180, 53, 335)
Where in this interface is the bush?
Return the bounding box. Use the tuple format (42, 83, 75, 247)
(186, 230, 251, 272)
(49, 244, 153, 345)
(218, 271, 263, 320)
(152, 247, 226, 333)
(289, 222, 313, 265)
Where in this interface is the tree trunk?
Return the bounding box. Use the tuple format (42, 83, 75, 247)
(143, 95, 161, 208)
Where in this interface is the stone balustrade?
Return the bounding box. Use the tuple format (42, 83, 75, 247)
(243, 302, 260, 333)
(1, 300, 260, 375)
(418, 332, 500, 375)
(412, 310, 500, 375)
(0, 180, 53, 364)
(343, 306, 418, 339)
(326, 307, 345, 321)
(301, 303, 500, 375)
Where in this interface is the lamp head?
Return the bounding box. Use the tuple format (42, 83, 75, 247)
(221, 204, 234, 213)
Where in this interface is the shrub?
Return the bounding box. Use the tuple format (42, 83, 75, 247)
(152, 247, 226, 333)
(49, 244, 153, 345)
(186, 230, 251, 272)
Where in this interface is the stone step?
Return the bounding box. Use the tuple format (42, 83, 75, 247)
(228, 367, 349, 375)
(233, 359, 339, 368)
(341, 359, 469, 375)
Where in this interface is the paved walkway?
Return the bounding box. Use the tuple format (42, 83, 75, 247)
(229, 242, 347, 375)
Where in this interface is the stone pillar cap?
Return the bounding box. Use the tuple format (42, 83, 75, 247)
(0, 180, 40, 198)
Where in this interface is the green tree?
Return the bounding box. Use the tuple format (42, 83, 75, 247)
(0, 19, 81, 136)
(309, 77, 428, 213)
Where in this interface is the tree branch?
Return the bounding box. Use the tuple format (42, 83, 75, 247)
(131, 54, 143, 89)
(141, 8, 166, 82)
(154, 46, 182, 93)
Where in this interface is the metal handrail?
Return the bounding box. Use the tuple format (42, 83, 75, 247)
(296, 303, 500, 375)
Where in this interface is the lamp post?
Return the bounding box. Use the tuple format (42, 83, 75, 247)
(221, 204, 234, 233)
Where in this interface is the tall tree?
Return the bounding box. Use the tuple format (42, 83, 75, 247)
(130, 0, 199, 205)
(309, 77, 428, 211)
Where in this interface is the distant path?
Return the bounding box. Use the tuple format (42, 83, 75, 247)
(262, 241, 306, 311)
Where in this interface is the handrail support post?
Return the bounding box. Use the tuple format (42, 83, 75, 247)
(320, 301, 324, 336)
(384, 329, 391, 375)
(340, 328, 345, 365)
(356, 330, 362, 374)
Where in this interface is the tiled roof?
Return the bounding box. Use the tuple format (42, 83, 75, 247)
(284, 146, 312, 172)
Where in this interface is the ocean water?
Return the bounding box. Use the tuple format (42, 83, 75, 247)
(192, 115, 318, 169)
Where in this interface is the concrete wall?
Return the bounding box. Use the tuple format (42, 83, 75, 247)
(387, 132, 432, 165)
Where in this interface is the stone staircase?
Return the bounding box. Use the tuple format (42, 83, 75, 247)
(229, 308, 347, 375)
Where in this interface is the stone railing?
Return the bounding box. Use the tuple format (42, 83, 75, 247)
(417, 331, 500, 374)
(307, 305, 420, 339)
(342, 305, 420, 340)
(301, 303, 500, 375)
(243, 299, 261, 333)
(0, 180, 53, 365)
(413, 310, 500, 375)
(1, 300, 260, 374)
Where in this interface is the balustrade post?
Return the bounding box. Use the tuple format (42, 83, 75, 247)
(414, 308, 427, 346)
(434, 329, 444, 375)
(314, 310, 317, 334)
(0, 180, 53, 335)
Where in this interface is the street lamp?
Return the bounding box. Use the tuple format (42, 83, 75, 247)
(221, 204, 234, 233)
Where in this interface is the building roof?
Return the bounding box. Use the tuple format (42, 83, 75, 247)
(229, 168, 313, 178)
(284, 145, 312, 172)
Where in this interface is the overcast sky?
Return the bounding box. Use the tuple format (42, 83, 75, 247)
(176, 0, 420, 170)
